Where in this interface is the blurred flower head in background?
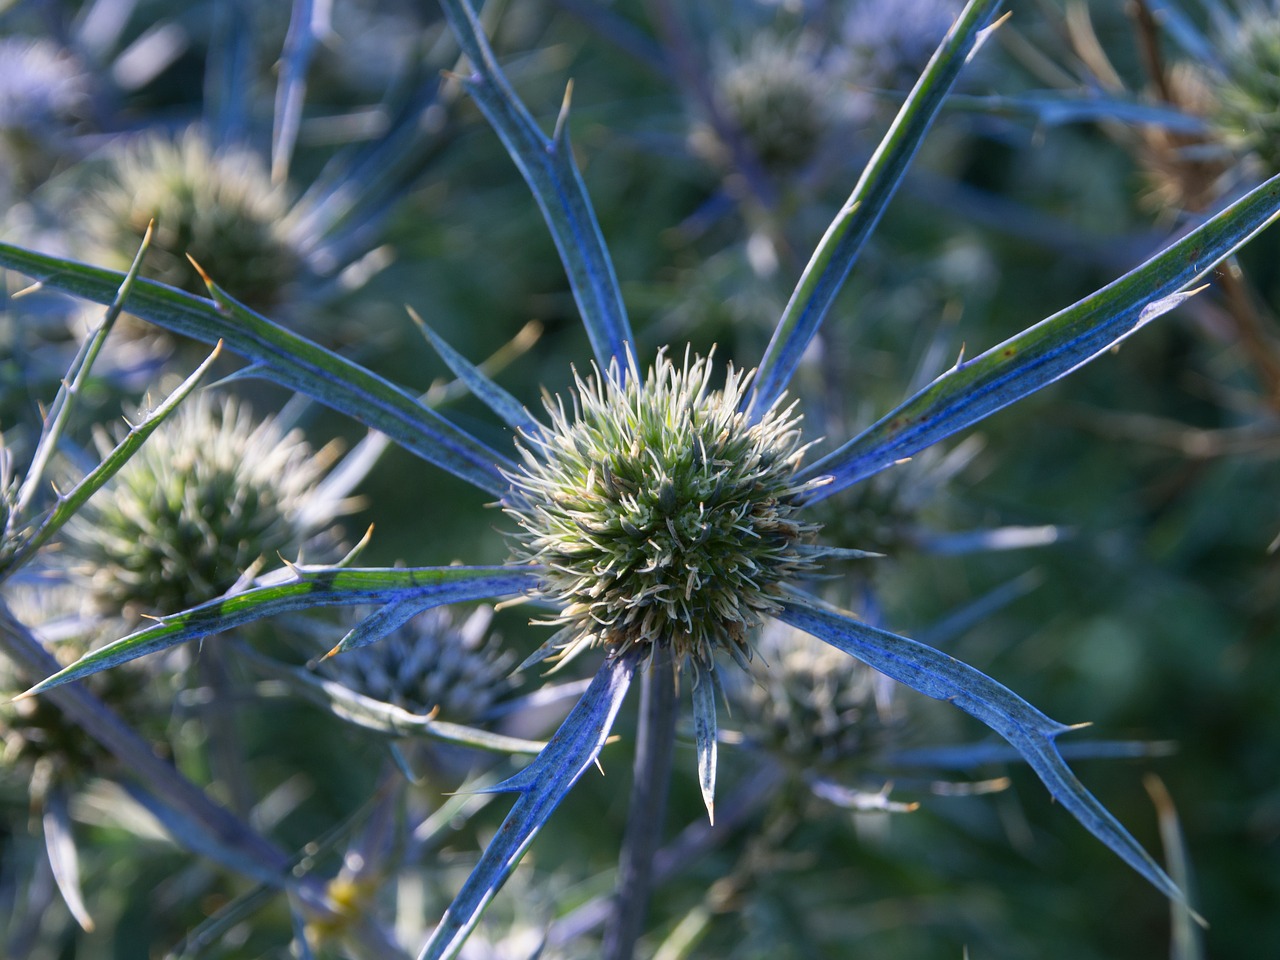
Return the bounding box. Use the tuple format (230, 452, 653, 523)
(696, 32, 841, 179)
(318, 605, 517, 724)
(62, 390, 349, 623)
(0, 35, 87, 198)
(77, 128, 298, 312)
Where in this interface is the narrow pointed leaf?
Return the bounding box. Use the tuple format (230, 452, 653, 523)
(948, 91, 1211, 131)
(913, 524, 1064, 555)
(806, 777, 918, 814)
(16, 221, 153, 515)
(237, 646, 546, 754)
(20, 566, 538, 695)
(272, 0, 320, 184)
(801, 173, 1280, 500)
(410, 308, 543, 438)
(326, 595, 443, 656)
(0, 244, 513, 495)
(778, 595, 1188, 908)
(417, 648, 641, 960)
(119, 781, 290, 887)
(692, 669, 717, 824)
(205, 0, 254, 144)
(438, 0, 633, 371)
(43, 784, 94, 932)
(3, 344, 221, 581)
(884, 738, 1178, 770)
(749, 0, 1002, 417)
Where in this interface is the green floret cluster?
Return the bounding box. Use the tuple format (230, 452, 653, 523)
(64, 393, 332, 621)
(79, 128, 297, 309)
(503, 350, 829, 668)
(1212, 12, 1280, 171)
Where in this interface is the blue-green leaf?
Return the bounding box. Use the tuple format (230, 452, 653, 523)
(271, 0, 321, 184)
(18, 566, 538, 696)
(43, 783, 94, 932)
(417, 648, 642, 960)
(801, 171, 1280, 500)
(2, 344, 221, 582)
(948, 91, 1210, 131)
(749, 0, 1003, 418)
(409, 307, 543, 439)
(237, 645, 547, 755)
(15, 219, 154, 517)
(778, 595, 1191, 910)
(326, 595, 444, 657)
(691, 666, 717, 824)
(438, 0, 634, 372)
(0, 244, 513, 496)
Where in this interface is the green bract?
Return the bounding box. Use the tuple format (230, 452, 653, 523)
(504, 350, 825, 669)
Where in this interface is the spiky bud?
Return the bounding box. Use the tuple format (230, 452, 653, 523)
(842, 0, 962, 93)
(78, 128, 297, 309)
(708, 35, 837, 177)
(0, 37, 85, 194)
(1203, 9, 1280, 173)
(735, 621, 894, 768)
(63, 392, 340, 621)
(503, 350, 827, 670)
(319, 606, 517, 723)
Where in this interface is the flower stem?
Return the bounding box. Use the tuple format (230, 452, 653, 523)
(603, 648, 677, 960)
(0, 602, 300, 893)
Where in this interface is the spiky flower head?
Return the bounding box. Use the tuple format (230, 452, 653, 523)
(503, 350, 828, 671)
(78, 128, 297, 310)
(1200, 6, 1280, 173)
(319, 606, 517, 723)
(735, 620, 894, 769)
(705, 34, 838, 177)
(63, 391, 340, 621)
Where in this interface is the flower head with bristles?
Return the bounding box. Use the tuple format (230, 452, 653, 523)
(704, 34, 839, 178)
(0, 36, 85, 195)
(63, 391, 343, 621)
(1201, 6, 1280, 174)
(842, 0, 963, 93)
(503, 349, 828, 672)
(737, 620, 894, 770)
(78, 128, 297, 310)
(319, 606, 517, 723)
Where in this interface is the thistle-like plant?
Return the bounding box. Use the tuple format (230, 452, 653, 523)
(61, 389, 348, 623)
(76, 129, 298, 312)
(5, 1, 1280, 958)
(693, 32, 841, 179)
(0, 35, 86, 199)
(315, 605, 517, 724)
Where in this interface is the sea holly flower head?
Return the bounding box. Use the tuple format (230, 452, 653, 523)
(698, 33, 840, 178)
(737, 619, 893, 771)
(78, 128, 297, 312)
(503, 349, 826, 672)
(0, 35, 86, 196)
(62, 390, 344, 621)
(318, 605, 517, 723)
(1199, 2, 1280, 173)
(842, 0, 964, 95)
(8, 0, 1280, 956)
